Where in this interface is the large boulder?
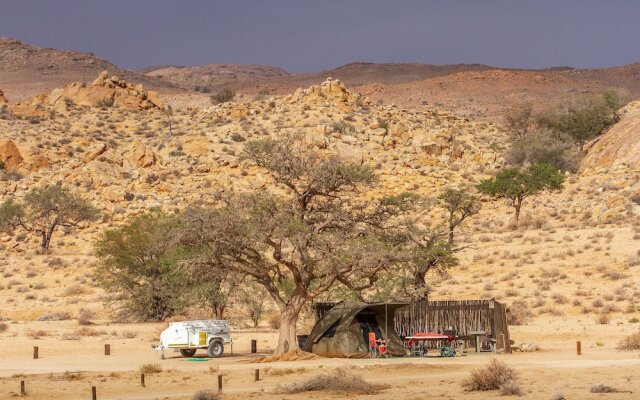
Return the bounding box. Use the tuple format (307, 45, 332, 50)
(0, 140, 24, 169)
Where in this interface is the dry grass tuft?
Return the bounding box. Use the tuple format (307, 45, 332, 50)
(37, 312, 71, 321)
(192, 390, 219, 400)
(590, 384, 616, 393)
(275, 369, 387, 395)
(139, 363, 162, 374)
(619, 330, 640, 350)
(462, 359, 517, 391)
(499, 379, 522, 396)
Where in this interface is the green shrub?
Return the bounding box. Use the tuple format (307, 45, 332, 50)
(504, 130, 580, 172)
(536, 93, 620, 145)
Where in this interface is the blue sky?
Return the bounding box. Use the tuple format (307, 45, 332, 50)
(2, 0, 639, 72)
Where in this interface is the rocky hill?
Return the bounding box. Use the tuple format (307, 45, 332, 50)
(142, 63, 290, 91)
(0, 37, 173, 101)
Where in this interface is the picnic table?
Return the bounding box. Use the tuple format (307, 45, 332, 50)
(405, 332, 456, 357)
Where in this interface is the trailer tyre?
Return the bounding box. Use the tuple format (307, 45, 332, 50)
(207, 340, 224, 358)
(179, 348, 197, 358)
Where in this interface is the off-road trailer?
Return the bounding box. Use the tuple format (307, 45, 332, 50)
(154, 320, 232, 359)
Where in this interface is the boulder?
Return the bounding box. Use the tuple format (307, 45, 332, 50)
(0, 140, 24, 169)
(125, 141, 156, 168)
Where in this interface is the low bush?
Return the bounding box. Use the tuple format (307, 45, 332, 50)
(590, 384, 616, 393)
(192, 390, 219, 400)
(37, 312, 71, 321)
(275, 369, 386, 395)
(499, 379, 522, 396)
(139, 363, 162, 373)
(619, 330, 640, 350)
(507, 300, 533, 325)
(210, 88, 235, 104)
(462, 359, 517, 391)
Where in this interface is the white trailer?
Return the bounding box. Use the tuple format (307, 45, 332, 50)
(154, 320, 232, 359)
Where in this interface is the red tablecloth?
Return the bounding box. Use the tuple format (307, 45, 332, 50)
(406, 332, 454, 346)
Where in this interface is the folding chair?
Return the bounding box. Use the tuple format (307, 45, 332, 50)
(368, 332, 379, 358)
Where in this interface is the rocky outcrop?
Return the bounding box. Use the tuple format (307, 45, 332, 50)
(286, 78, 365, 112)
(0, 140, 23, 169)
(0, 89, 7, 105)
(582, 101, 640, 172)
(29, 71, 164, 112)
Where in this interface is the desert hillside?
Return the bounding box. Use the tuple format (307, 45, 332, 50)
(1, 61, 640, 399)
(0, 37, 174, 101)
(1, 71, 639, 318)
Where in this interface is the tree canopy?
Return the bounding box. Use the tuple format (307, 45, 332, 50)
(0, 185, 99, 251)
(176, 135, 414, 355)
(477, 163, 564, 224)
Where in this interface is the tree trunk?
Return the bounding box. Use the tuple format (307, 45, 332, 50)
(41, 221, 57, 251)
(412, 269, 430, 301)
(514, 201, 522, 225)
(275, 299, 305, 355)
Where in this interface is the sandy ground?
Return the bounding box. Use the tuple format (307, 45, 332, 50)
(1, 320, 639, 400)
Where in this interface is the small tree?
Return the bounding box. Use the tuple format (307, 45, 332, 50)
(190, 272, 241, 320)
(95, 213, 189, 321)
(437, 188, 481, 245)
(504, 104, 534, 139)
(237, 282, 269, 328)
(0, 185, 99, 251)
(402, 229, 458, 300)
(477, 163, 564, 225)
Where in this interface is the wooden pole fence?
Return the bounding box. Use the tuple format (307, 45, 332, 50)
(577, 341, 581, 355)
(33, 346, 38, 359)
(140, 373, 145, 387)
(255, 369, 260, 382)
(104, 344, 110, 356)
(20, 380, 25, 397)
(250, 339, 257, 353)
(217, 374, 223, 392)
(91, 386, 97, 400)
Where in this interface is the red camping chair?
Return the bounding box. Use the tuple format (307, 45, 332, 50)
(368, 332, 389, 358)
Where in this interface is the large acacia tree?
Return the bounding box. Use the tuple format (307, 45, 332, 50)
(177, 136, 413, 355)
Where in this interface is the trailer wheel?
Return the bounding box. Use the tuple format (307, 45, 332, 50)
(207, 340, 224, 358)
(179, 348, 197, 358)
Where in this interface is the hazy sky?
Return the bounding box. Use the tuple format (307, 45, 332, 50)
(2, 0, 640, 72)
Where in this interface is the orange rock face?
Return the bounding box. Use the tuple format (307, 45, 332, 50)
(0, 140, 23, 169)
(582, 101, 640, 171)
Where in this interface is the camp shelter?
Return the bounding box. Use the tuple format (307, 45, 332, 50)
(303, 302, 408, 358)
